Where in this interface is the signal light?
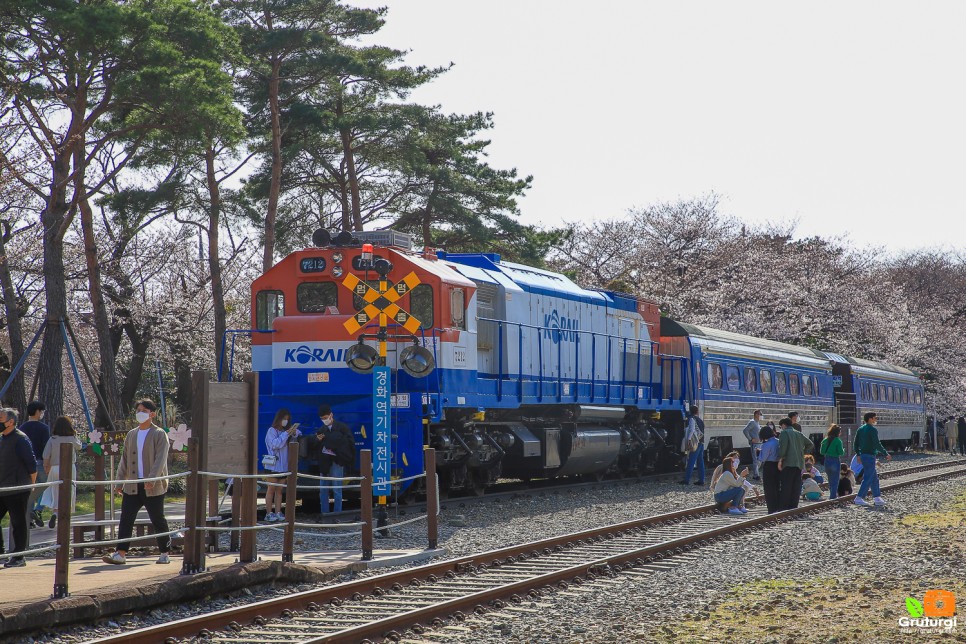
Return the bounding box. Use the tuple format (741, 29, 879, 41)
(345, 341, 378, 374)
(399, 343, 435, 378)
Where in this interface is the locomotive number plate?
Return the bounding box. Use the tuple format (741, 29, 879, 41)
(307, 372, 330, 383)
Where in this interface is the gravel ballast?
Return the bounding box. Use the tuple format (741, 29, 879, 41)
(9, 451, 965, 643)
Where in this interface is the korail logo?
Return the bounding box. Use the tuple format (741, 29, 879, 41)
(543, 309, 580, 344)
(899, 590, 956, 634)
(283, 345, 346, 364)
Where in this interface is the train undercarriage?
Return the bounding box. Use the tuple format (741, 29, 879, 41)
(428, 405, 685, 496)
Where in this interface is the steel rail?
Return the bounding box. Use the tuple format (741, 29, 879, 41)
(86, 458, 966, 644)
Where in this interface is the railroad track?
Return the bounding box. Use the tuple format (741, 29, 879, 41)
(90, 458, 966, 644)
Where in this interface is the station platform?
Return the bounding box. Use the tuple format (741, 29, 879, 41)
(0, 503, 444, 637)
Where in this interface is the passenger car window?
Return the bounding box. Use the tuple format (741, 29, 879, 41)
(256, 290, 284, 330)
(802, 374, 813, 397)
(708, 363, 723, 389)
(775, 372, 787, 395)
(297, 282, 337, 313)
(726, 366, 741, 391)
(914, 390, 922, 404)
(902, 388, 910, 404)
(743, 367, 756, 392)
(879, 384, 887, 401)
(789, 373, 800, 396)
(759, 370, 772, 393)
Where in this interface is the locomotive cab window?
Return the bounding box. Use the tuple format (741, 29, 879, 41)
(759, 369, 772, 393)
(297, 282, 338, 313)
(450, 288, 465, 329)
(409, 284, 434, 329)
(802, 374, 813, 397)
(256, 290, 284, 330)
(775, 371, 787, 395)
(708, 363, 723, 389)
(789, 373, 800, 396)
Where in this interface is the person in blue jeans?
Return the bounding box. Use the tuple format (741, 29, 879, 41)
(820, 424, 845, 500)
(853, 412, 890, 506)
(312, 404, 356, 514)
(713, 457, 748, 514)
(679, 405, 706, 485)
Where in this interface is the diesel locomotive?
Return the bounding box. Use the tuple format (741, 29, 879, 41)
(247, 230, 925, 496)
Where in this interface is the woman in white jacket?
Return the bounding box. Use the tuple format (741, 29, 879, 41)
(39, 416, 82, 528)
(712, 457, 749, 515)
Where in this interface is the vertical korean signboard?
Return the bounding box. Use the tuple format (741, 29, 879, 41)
(372, 365, 391, 495)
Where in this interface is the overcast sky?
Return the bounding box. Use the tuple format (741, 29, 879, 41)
(356, 1, 966, 254)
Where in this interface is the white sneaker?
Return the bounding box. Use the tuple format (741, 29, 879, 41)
(873, 497, 887, 506)
(157, 553, 170, 564)
(102, 551, 126, 565)
(854, 497, 871, 507)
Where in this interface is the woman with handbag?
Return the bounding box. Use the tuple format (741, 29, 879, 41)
(263, 408, 300, 522)
(38, 416, 82, 528)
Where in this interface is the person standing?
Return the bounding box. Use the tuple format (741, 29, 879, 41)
(0, 408, 37, 567)
(263, 408, 300, 522)
(777, 417, 812, 511)
(39, 416, 82, 528)
(19, 401, 49, 530)
(958, 416, 966, 456)
(758, 424, 781, 513)
(313, 404, 355, 514)
(853, 412, 890, 507)
(679, 405, 706, 486)
(742, 410, 763, 480)
(820, 424, 845, 500)
(948, 416, 959, 454)
(788, 411, 803, 433)
(102, 400, 172, 565)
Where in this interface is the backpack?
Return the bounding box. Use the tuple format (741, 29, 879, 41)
(819, 438, 829, 456)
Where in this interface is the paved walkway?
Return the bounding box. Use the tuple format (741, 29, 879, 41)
(0, 548, 437, 607)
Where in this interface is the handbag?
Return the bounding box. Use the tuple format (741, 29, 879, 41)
(261, 453, 278, 469)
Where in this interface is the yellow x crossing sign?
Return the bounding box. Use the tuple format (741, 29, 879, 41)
(341, 272, 423, 334)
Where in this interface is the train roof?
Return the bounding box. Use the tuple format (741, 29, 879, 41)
(821, 351, 921, 382)
(662, 319, 831, 367)
(437, 252, 637, 312)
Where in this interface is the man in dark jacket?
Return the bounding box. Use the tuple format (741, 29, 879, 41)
(958, 417, 966, 456)
(0, 408, 37, 567)
(311, 404, 356, 514)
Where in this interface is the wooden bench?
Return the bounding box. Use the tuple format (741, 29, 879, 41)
(72, 518, 156, 559)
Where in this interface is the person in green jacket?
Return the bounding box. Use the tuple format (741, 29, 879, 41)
(820, 424, 846, 499)
(777, 417, 813, 510)
(853, 412, 890, 506)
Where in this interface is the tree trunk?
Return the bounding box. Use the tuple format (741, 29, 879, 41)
(339, 175, 351, 231)
(0, 223, 25, 411)
(37, 146, 72, 421)
(120, 321, 151, 413)
(422, 182, 438, 247)
(338, 92, 363, 231)
(263, 49, 283, 272)
(78, 153, 123, 426)
(205, 145, 227, 369)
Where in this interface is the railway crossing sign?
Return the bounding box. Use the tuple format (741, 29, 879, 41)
(341, 272, 423, 334)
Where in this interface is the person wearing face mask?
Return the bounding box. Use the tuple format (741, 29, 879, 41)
(311, 404, 356, 515)
(19, 401, 49, 532)
(102, 400, 172, 565)
(263, 408, 300, 522)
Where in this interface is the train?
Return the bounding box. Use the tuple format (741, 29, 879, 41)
(246, 229, 925, 497)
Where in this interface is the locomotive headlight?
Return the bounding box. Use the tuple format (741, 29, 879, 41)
(399, 343, 435, 378)
(332, 252, 343, 263)
(332, 265, 344, 278)
(345, 340, 378, 374)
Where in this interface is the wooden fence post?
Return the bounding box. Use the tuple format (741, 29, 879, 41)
(282, 443, 298, 563)
(239, 475, 257, 563)
(360, 449, 373, 561)
(181, 438, 202, 574)
(424, 447, 438, 550)
(207, 479, 219, 553)
(52, 442, 74, 599)
(230, 484, 240, 552)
